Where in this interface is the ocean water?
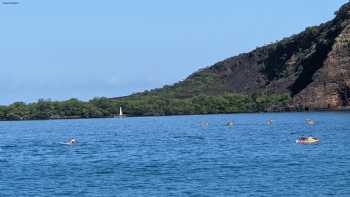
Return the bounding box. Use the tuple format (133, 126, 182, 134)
(0, 112, 349, 196)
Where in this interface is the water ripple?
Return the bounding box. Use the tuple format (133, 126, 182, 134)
(0, 112, 349, 196)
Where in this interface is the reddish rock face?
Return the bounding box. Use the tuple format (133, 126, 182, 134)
(133, 2, 350, 111)
(184, 2, 350, 111)
(288, 3, 350, 110)
(293, 23, 350, 109)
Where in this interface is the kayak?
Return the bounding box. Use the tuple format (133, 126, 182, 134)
(296, 137, 320, 144)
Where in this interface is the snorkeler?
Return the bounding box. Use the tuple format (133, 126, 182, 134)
(267, 119, 273, 125)
(305, 119, 316, 125)
(67, 138, 77, 144)
(226, 121, 234, 126)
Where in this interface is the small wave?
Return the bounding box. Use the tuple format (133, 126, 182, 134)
(174, 136, 205, 141)
(95, 169, 114, 175)
(0, 145, 18, 149)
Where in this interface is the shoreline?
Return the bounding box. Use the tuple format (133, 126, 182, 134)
(1, 109, 349, 122)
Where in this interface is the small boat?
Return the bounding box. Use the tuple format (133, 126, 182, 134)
(296, 137, 320, 144)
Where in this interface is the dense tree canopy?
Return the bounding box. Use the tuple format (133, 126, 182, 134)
(0, 93, 290, 121)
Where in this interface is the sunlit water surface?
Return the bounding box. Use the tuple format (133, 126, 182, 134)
(0, 112, 350, 196)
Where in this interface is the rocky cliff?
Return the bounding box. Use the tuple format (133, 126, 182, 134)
(134, 2, 350, 111)
(290, 2, 350, 110)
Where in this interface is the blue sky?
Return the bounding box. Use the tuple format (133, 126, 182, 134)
(0, 0, 347, 104)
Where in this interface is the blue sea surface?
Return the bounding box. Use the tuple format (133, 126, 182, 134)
(0, 112, 350, 196)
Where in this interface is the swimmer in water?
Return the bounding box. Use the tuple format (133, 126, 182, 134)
(267, 119, 273, 125)
(200, 121, 209, 127)
(67, 138, 77, 144)
(305, 119, 316, 125)
(226, 121, 234, 127)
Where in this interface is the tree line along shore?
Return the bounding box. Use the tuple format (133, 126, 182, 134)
(0, 93, 290, 121)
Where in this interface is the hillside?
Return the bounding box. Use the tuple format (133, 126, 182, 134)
(1, 2, 350, 121)
(122, 2, 350, 111)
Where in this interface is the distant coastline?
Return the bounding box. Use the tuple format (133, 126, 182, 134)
(0, 95, 349, 121)
(1, 109, 349, 122)
(2, 3, 350, 121)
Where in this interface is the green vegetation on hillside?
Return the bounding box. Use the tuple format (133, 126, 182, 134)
(0, 93, 290, 121)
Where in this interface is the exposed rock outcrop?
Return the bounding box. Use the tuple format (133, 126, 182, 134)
(130, 2, 350, 111)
